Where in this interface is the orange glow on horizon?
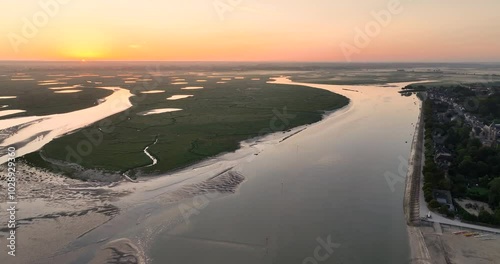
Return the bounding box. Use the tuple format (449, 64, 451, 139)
(1, 1, 500, 62)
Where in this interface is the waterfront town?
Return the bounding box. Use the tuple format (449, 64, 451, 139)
(404, 81, 500, 226)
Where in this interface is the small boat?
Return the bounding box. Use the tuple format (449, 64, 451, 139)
(453, 231, 467, 235)
(464, 232, 479, 237)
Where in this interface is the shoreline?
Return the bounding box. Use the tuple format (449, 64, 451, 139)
(1, 78, 429, 263)
(402, 99, 433, 263)
(0, 104, 350, 264)
(0, 77, 353, 263)
(403, 95, 424, 225)
(403, 94, 500, 264)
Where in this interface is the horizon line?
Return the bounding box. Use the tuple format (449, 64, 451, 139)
(1, 60, 500, 64)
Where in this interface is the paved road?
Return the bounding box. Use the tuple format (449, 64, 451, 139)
(418, 181, 500, 234)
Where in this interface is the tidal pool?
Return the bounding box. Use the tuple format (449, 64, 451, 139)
(138, 108, 183, 115)
(141, 90, 165, 94)
(54, 90, 83, 94)
(166, 95, 194, 100)
(181, 86, 204, 90)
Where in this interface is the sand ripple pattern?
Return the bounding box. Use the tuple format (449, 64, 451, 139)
(91, 238, 146, 264)
(158, 170, 245, 204)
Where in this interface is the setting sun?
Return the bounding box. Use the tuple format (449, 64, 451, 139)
(2, 0, 500, 61)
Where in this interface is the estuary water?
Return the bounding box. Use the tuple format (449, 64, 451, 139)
(145, 79, 421, 263)
(0, 87, 133, 164)
(51, 79, 421, 264)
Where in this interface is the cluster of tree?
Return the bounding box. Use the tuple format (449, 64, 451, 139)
(422, 100, 448, 203)
(422, 96, 500, 225)
(446, 134, 500, 208)
(456, 203, 500, 226)
(471, 93, 500, 122)
(455, 145, 499, 181)
(401, 84, 427, 92)
(428, 199, 455, 218)
(490, 178, 500, 209)
(403, 83, 478, 94)
(439, 85, 476, 99)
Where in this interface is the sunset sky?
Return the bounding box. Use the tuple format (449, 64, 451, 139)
(1, 0, 500, 62)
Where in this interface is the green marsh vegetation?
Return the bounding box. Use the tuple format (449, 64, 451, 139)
(2, 72, 348, 177)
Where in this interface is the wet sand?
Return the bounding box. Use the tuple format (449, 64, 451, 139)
(0, 78, 429, 263)
(0, 110, 26, 118)
(0, 98, 331, 263)
(0, 162, 126, 263)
